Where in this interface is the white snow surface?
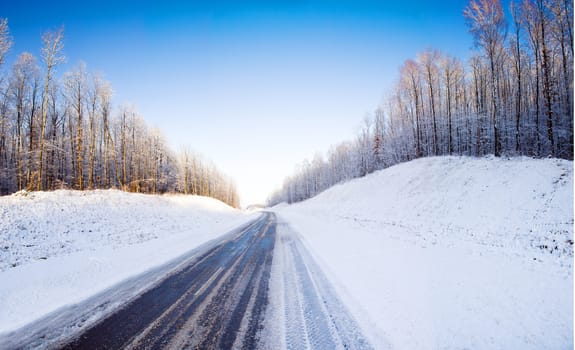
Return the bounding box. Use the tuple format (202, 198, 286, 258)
(273, 156, 573, 350)
(0, 189, 252, 334)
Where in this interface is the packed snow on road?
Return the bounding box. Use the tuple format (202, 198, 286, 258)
(272, 156, 573, 349)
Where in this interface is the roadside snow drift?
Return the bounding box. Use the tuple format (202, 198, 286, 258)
(274, 156, 573, 349)
(0, 190, 251, 334)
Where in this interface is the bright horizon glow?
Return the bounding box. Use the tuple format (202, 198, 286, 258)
(2, 0, 477, 207)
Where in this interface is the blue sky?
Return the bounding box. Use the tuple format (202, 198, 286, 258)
(2, 0, 475, 205)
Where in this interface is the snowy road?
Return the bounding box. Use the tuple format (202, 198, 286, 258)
(59, 212, 276, 349)
(4, 212, 371, 349)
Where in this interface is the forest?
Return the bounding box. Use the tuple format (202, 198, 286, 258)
(0, 21, 240, 207)
(268, 0, 573, 205)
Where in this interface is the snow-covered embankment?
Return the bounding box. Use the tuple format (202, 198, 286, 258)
(0, 190, 252, 334)
(273, 156, 573, 349)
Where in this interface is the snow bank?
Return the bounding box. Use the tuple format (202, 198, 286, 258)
(0, 190, 252, 334)
(274, 156, 573, 349)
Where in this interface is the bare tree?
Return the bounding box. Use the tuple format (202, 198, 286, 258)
(98, 80, 114, 188)
(534, 0, 555, 156)
(510, 1, 525, 154)
(46, 81, 63, 189)
(26, 69, 40, 189)
(400, 59, 423, 157)
(549, 0, 573, 158)
(64, 63, 87, 190)
(87, 73, 103, 189)
(440, 54, 459, 155)
(522, 0, 545, 155)
(119, 107, 129, 190)
(9, 53, 38, 190)
(0, 19, 12, 193)
(418, 48, 441, 155)
(38, 27, 64, 190)
(0, 18, 12, 66)
(465, 0, 507, 156)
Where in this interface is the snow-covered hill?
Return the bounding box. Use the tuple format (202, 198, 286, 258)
(0, 190, 252, 334)
(274, 156, 573, 349)
(0, 189, 243, 271)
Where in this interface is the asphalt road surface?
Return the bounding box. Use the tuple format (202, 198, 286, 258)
(60, 213, 276, 350)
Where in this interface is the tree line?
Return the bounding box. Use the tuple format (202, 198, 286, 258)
(268, 0, 572, 205)
(0, 20, 240, 208)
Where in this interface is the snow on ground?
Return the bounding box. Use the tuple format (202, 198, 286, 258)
(273, 156, 573, 350)
(0, 189, 253, 334)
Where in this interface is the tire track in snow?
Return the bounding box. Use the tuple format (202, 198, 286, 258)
(264, 221, 375, 350)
